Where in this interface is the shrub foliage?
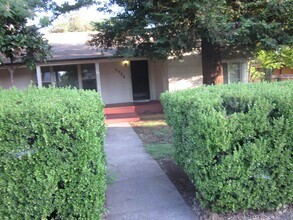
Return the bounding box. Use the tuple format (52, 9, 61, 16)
(161, 81, 293, 213)
(0, 87, 106, 219)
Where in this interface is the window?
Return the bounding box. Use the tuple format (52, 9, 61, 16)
(41, 66, 52, 88)
(40, 64, 97, 89)
(223, 62, 242, 84)
(53, 65, 79, 88)
(81, 64, 97, 91)
(229, 63, 241, 83)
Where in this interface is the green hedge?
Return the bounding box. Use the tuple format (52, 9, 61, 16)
(0, 87, 106, 219)
(161, 81, 293, 213)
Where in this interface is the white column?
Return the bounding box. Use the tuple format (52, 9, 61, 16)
(148, 60, 156, 100)
(36, 65, 42, 89)
(95, 62, 102, 95)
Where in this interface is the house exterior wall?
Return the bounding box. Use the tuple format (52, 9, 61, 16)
(273, 68, 293, 75)
(99, 61, 133, 104)
(167, 54, 203, 91)
(0, 67, 35, 89)
(149, 60, 168, 100)
(99, 60, 167, 104)
(1, 56, 250, 104)
(272, 67, 293, 81)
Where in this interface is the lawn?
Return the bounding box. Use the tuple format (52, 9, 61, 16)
(130, 115, 174, 159)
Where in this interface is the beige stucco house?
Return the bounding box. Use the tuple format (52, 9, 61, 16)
(0, 32, 248, 105)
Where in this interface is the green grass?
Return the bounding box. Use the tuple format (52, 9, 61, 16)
(139, 120, 167, 127)
(145, 143, 175, 160)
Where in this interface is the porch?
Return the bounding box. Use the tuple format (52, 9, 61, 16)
(104, 100, 163, 124)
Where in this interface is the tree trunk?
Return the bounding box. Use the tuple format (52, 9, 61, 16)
(201, 38, 223, 85)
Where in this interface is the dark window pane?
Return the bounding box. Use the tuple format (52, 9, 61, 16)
(41, 66, 51, 82)
(54, 65, 79, 88)
(81, 64, 96, 90)
(82, 79, 97, 91)
(42, 82, 51, 88)
(81, 64, 96, 79)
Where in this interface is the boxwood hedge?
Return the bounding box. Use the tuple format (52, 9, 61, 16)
(0, 87, 106, 219)
(161, 81, 293, 213)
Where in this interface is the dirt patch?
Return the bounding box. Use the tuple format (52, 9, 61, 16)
(130, 114, 293, 220)
(158, 158, 293, 220)
(131, 114, 172, 144)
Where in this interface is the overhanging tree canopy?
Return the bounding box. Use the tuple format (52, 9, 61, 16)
(89, 0, 293, 84)
(0, 0, 97, 86)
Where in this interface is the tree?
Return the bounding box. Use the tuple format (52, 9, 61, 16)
(249, 46, 293, 81)
(0, 0, 97, 86)
(89, 0, 293, 85)
(256, 47, 293, 70)
(49, 14, 93, 33)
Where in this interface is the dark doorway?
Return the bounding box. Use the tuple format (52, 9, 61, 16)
(130, 60, 150, 100)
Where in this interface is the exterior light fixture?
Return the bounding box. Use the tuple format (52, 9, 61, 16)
(123, 60, 130, 67)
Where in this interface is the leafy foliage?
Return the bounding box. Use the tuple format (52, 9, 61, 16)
(49, 14, 93, 33)
(0, 87, 106, 219)
(249, 47, 293, 81)
(0, 1, 50, 68)
(161, 81, 293, 213)
(0, 0, 97, 68)
(90, 0, 292, 84)
(256, 47, 293, 69)
(90, 0, 293, 59)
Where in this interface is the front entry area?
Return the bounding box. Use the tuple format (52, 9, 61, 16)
(130, 60, 150, 101)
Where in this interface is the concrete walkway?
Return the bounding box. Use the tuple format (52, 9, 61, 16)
(105, 123, 197, 220)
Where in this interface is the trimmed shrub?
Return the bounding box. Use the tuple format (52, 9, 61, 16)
(0, 87, 106, 219)
(161, 81, 293, 213)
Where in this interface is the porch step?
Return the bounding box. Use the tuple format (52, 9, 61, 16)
(135, 103, 163, 115)
(105, 117, 140, 124)
(106, 112, 138, 119)
(105, 112, 140, 124)
(104, 101, 163, 124)
(104, 106, 136, 115)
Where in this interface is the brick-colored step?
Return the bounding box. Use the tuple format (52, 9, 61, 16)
(106, 112, 138, 120)
(135, 104, 163, 115)
(104, 101, 163, 124)
(104, 106, 136, 115)
(105, 117, 140, 124)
